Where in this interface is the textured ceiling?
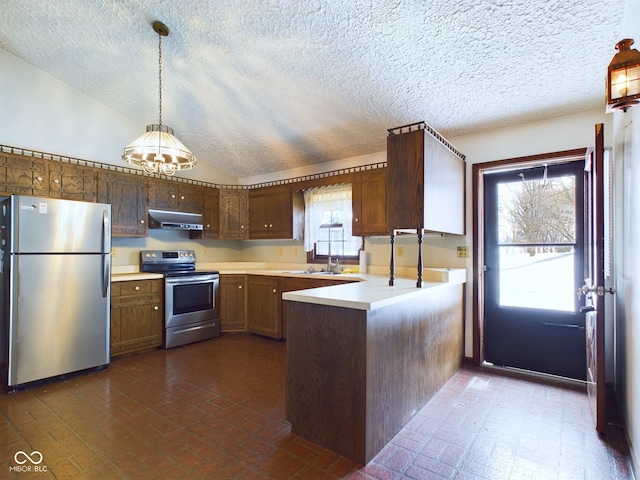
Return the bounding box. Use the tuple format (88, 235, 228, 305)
(0, 0, 626, 178)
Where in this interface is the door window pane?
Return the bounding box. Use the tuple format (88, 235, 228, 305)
(497, 175, 576, 245)
(499, 246, 575, 311)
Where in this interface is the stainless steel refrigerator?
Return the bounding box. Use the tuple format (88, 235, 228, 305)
(1, 195, 111, 389)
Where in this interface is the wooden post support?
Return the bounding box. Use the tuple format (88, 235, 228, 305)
(417, 229, 423, 288)
(389, 231, 395, 286)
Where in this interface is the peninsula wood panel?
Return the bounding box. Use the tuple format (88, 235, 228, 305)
(285, 283, 464, 464)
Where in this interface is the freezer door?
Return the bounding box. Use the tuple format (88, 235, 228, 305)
(8, 254, 110, 386)
(10, 195, 111, 254)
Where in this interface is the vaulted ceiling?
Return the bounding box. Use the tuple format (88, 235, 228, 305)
(0, 0, 626, 178)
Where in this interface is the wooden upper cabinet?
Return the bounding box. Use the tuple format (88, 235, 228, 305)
(352, 168, 388, 236)
(49, 162, 97, 202)
(147, 178, 178, 210)
(386, 125, 465, 235)
(0, 153, 48, 196)
(219, 189, 249, 239)
(97, 170, 147, 237)
(249, 185, 304, 239)
(177, 183, 205, 213)
(147, 180, 205, 213)
(191, 187, 220, 239)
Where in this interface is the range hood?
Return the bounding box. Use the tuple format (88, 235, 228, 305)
(148, 209, 203, 231)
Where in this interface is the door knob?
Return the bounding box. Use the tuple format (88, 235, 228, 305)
(577, 285, 595, 298)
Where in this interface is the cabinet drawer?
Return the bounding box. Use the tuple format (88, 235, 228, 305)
(113, 280, 159, 297)
(112, 291, 161, 308)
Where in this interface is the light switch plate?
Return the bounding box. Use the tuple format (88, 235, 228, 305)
(457, 246, 469, 258)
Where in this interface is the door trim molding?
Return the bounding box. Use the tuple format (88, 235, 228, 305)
(472, 148, 587, 366)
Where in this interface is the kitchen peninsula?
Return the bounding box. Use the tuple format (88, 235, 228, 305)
(283, 270, 465, 464)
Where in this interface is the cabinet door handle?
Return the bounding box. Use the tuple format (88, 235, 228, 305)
(36, 176, 43, 181)
(154, 306, 159, 311)
(238, 285, 243, 290)
(272, 289, 277, 293)
(206, 224, 211, 228)
(140, 219, 145, 224)
(135, 286, 140, 291)
(171, 194, 176, 198)
(354, 218, 359, 222)
(181, 195, 185, 200)
(269, 224, 273, 228)
(264, 224, 268, 228)
(53, 179, 60, 184)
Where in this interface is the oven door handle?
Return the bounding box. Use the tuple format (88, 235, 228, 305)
(165, 275, 217, 285)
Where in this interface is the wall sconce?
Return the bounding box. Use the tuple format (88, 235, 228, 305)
(606, 38, 640, 113)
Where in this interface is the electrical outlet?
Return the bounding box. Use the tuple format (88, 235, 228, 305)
(457, 246, 469, 258)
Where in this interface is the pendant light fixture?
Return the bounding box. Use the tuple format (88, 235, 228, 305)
(606, 38, 640, 113)
(122, 21, 197, 175)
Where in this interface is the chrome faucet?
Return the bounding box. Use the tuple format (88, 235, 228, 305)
(327, 255, 339, 273)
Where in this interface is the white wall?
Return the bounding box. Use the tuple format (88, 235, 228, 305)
(611, 0, 639, 470)
(613, 104, 639, 478)
(0, 49, 237, 185)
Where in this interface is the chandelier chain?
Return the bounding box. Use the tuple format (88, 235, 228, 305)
(158, 30, 163, 127)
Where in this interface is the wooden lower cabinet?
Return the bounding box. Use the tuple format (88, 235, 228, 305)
(111, 279, 163, 356)
(220, 274, 247, 332)
(247, 276, 282, 339)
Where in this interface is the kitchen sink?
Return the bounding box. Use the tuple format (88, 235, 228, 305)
(282, 270, 341, 275)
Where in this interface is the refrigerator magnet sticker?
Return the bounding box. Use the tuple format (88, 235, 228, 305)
(39, 203, 47, 214)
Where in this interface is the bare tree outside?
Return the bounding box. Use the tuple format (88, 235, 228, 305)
(496, 173, 577, 311)
(499, 175, 576, 254)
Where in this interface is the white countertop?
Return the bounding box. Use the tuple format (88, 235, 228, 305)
(111, 263, 466, 310)
(281, 271, 465, 311)
(112, 272, 163, 282)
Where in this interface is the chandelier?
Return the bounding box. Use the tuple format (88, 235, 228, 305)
(122, 21, 197, 175)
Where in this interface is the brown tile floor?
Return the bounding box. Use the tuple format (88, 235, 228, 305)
(0, 334, 634, 479)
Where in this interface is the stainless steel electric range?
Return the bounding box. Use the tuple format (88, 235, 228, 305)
(140, 250, 220, 348)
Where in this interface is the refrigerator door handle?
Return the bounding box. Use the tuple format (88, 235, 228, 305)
(102, 254, 111, 298)
(102, 209, 111, 298)
(102, 209, 111, 254)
